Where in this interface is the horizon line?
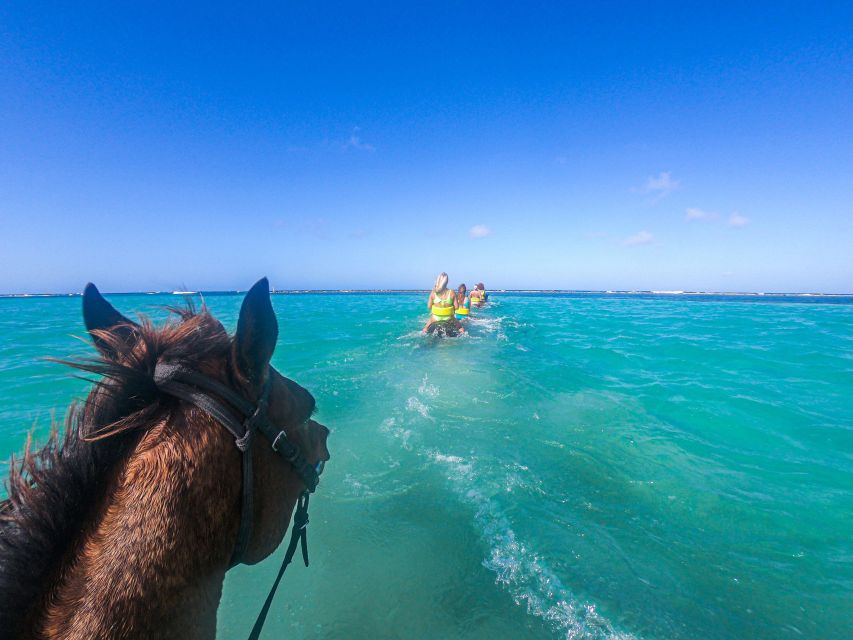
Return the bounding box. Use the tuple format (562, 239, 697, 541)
(1, 289, 851, 298)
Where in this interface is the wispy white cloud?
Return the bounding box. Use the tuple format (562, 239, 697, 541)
(687, 206, 749, 227)
(685, 207, 714, 220)
(624, 230, 655, 246)
(469, 224, 492, 239)
(728, 212, 750, 227)
(343, 127, 375, 152)
(640, 171, 679, 201)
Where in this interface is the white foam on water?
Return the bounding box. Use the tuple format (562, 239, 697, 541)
(428, 451, 638, 640)
(430, 452, 465, 464)
(468, 314, 528, 342)
(379, 416, 414, 450)
(342, 473, 377, 498)
(426, 449, 474, 477)
(418, 374, 439, 398)
(469, 315, 504, 333)
(373, 317, 637, 639)
(405, 396, 432, 420)
(397, 330, 426, 341)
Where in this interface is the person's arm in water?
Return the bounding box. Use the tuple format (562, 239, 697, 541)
(423, 291, 435, 332)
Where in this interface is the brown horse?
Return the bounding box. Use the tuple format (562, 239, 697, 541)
(0, 279, 330, 639)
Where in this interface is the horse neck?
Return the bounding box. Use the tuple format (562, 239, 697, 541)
(37, 413, 242, 640)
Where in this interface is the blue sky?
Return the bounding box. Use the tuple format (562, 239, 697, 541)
(1, 2, 851, 293)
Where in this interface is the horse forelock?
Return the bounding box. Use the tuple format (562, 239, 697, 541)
(0, 307, 233, 636)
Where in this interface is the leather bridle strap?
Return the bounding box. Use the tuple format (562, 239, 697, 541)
(154, 363, 258, 567)
(152, 362, 320, 568)
(247, 491, 310, 640)
(153, 363, 320, 490)
(152, 362, 323, 639)
(153, 362, 263, 425)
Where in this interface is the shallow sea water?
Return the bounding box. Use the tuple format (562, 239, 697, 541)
(1, 292, 851, 639)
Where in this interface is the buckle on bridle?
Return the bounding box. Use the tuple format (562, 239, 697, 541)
(271, 430, 300, 461)
(271, 430, 287, 452)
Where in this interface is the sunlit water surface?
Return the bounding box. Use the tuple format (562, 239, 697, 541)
(1, 292, 851, 639)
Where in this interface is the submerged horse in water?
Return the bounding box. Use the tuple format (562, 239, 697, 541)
(0, 279, 330, 639)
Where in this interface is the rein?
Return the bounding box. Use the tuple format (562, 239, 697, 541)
(152, 362, 322, 639)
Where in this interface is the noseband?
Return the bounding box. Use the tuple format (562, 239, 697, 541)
(153, 362, 323, 639)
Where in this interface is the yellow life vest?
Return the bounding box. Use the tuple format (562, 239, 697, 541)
(431, 291, 454, 320)
(455, 294, 470, 316)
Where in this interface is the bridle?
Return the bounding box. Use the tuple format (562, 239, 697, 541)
(153, 362, 324, 640)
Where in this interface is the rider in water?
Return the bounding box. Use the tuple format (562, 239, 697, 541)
(470, 282, 488, 307)
(423, 272, 464, 334)
(455, 283, 471, 320)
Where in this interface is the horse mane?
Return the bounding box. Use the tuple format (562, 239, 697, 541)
(0, 307, 232, 636)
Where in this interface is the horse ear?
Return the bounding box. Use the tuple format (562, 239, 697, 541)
(232, 277, 278, 386)
(82, 283, 139, 357)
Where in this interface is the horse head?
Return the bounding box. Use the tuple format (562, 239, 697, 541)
(0, 279, 330, 639)
(82, 278, 331, 565)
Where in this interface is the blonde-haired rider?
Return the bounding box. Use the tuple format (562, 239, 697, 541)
(423, 272, 464, 334)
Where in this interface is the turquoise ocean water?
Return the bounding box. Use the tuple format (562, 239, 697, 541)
(1, 292, 851, 639)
